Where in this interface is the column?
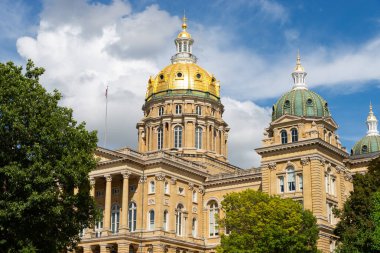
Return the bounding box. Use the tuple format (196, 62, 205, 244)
(104, 175, 112, 235)
(120, 171, 130, 234)
(82, 246, 93, 253)
(118, 242, 129, 253)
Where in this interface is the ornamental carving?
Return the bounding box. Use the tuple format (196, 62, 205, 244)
(170, 177, 177, 185)
(268, 162, 277, 170)
(90, 177, 96, 186)
(121, 171, 131, 179)
(188, 183, 194, 190)
(344, 174, 353, 182)
(139, 176, 147, 184)
(192, 206, 198, 213)
(336, 166, 344, 174)
(155, 173, 166, 181)
(148, 198, 155, 205)
(164, 199, 169, 206)
(198, 186, 205, 195)
(105, 175, 112, 182)
(300, 157, 310, 166)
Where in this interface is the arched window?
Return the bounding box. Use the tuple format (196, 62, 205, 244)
(148, 210, 155, 230)
(149, 181, 155, 193)
(291, 128, 298, 142)
(95, 208, 104, 238)
(281, 130, 288, 144)
(362, 145, 368, 153)
(209, 201, 219, 237)
(163, 210, 169, 231)
(328, 132, 332, 144)
(111, 204, 120, 234)
(157, 127, 163, 150)
(175, 104, 182, 114)
(128, 202, 137, 232)
(176, 204, 184, 236)
(195, 127, 202, 149)
(174, 126, 182, 148)
(158, 107, 164, 116)
(287, 167, 295, 192)
(192, 218, 197, 237)
(196, 106, 202, 116)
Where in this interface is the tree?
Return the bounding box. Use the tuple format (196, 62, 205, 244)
(217, 189, 320, 253)
(334, 157, 380, 253)
(0, 60, 98, 252)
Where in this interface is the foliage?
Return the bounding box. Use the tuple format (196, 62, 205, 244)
(217, 189, 320, 253)
(0, 60, 98, 252)
(334, 157, 380, 253)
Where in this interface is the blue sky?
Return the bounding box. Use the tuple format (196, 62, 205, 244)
(1, 0, 380, 167)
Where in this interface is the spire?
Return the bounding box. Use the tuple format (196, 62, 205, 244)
(367, 102, 379, 136)
(171, 14, 197, 64)
(291, 50, 307, 90)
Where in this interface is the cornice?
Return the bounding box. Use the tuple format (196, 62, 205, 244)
(205, 168, 262, 187)
(255, 138, 349, 158)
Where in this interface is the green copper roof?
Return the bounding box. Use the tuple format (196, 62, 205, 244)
(272, 89, 331, 121)
(351, 135, 380, 155)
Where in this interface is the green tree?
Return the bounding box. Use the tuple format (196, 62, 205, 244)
(0, 60, 98, 252)
(217, 189, 320, 253)
(334, 157, 380, 253)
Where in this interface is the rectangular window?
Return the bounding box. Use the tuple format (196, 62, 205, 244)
(164, 181, 169, 194)
(192, 190, 197, 202)
(298, 174, 303, 191)
(325, 174, 329, 193)
(129, 185, 137, 193)
(288, 172, 295, 192)
(279, 176, 284, 193)
(178, 187, 184, 195)
(331, 177, 336, 196)
(112, 187, 120, 195)
(327, 203, 334, 224)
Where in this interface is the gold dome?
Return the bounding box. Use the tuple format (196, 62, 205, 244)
(145, 62, 220, 101)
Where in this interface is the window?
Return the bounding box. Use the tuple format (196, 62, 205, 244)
(96, 190, 104, 198)
(325, 171, 336, 196)
(163, 210, 169, 231)
(298, 174, 303, 191)
(175, 104, 182, 114)
(176, 204, 184, 236)
(330, 240, 336, 253)
(164, 181, 169, 194)
(112, 187, 120, 195)
(306, 98, 313, 106)
(287, 167, 296, 192)
(158, 107, 164, 116)
(174, 126, 182, 148)
(329, 132, 332, 144)
(291, 128, 298, 142)
(196, 105, 201, 115)
(111, 204, 120, 234)
(279, 176, 284, 193)
(192, 218, 197, 237)
(128, 202, 137, 232)
(149, 181, 155, 194)
(209, 201, 219, 237)
(192, 190, 197, 202)
(148, 210, 155, 230)
(95, 208, 104, 238)
(129, 185, 137, 193)
(362, 145, 368, 153)
(157, 127, 163, 150)
(281, 130, 288, 144)
(195, 127, 202, 149)
(327, 203, 335, 224)
(178, 187, 184, 195)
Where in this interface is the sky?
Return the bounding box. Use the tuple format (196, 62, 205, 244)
(1, 0, 380, 168)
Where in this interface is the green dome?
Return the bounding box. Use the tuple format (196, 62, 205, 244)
(272, 89, 331, 121)
(351, 135, 380, 155)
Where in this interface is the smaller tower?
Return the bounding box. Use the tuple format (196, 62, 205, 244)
(367, 102, 379, 136)
(291, 50, 307, 90)
(171, 15, 197, 64)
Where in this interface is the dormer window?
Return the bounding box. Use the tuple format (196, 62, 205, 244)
(281, 130, 288, 144)
(362, 145, 368, 153)
(158, 107, 164, 116)
(177, 72, 183, 78)
(306, 98, 313, 106)
(175, 105, 182, 114)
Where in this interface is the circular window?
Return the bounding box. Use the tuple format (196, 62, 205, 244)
(211, 77, 216, 82)
(196, 73, 201, 79)
(362, 145, 368, 153)
(284, 100, 290, 107)
(306, 98, 313, 105)
(177, 72, 183, 78)
(159, 74, 164, 80)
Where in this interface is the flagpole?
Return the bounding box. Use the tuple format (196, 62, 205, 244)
(104, 85, 108, 148)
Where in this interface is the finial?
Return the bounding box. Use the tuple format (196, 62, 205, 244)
(182, 12, 187, 31)
(294, 49, 304, 72)
(370, 101, 373, 112)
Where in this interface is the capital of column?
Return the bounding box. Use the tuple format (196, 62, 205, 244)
(105, 174, 112, 182)
(155, 172, 166, 181)
(90, 177, 96, 186)
(122, 171, 131, 179)
(139, 176, 147, 184)
(170, 177, 177, 185)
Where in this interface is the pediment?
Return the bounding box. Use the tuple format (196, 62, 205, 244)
(95, 147, 125, 163)
(271, 114, 302, 124)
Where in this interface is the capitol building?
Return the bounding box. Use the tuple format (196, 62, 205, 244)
(77, 17, 380, 253)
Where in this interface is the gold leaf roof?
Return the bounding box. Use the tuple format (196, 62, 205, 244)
(145, 62, 220, 101)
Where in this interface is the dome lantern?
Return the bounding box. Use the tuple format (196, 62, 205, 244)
(291, 50, 307, 90)
(171, 15, 197, 64)
(367, 102, 379, 136)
